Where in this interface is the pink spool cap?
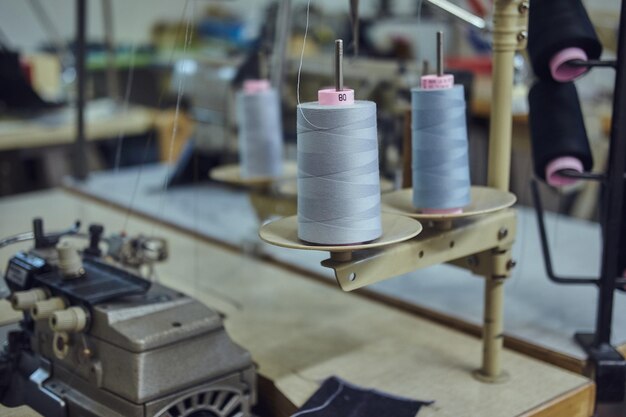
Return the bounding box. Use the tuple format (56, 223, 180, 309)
(420, 74, 454, 90)
(243, 79, 271, 93)
(546, 156, 584, 187)
(550, 48, 589, 82)
(318, 88, 355, 106)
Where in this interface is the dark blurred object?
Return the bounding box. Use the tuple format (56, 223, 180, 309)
(0, 49, 57, 112)
(528, 81, 593, 182)
(295, 376, 431, 417)
(527, 0, 602, 80)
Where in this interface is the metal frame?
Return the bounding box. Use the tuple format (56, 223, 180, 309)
(310, 0, 530, 383)
(530, 0, 626, 403)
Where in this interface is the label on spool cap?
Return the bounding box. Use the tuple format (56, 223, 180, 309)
(420, 74, 454, 90)
(318, 88, 355, 106)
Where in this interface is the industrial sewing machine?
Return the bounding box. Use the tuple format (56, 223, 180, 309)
(0, 219, 256, 417)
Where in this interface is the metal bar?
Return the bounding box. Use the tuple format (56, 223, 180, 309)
(350, 0, 359, 57)
(557, 169, 605, 181)
(437, 31, 444, 77)
(567, 59, 617, 69)
(593, 0, 626, 348)
(74, 0, 88, 180)
(322, 209, 517, 291)
(335, 39, 343, 91)
(425, 0, 487, 30)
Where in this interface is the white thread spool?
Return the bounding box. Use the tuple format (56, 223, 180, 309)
(236, 79, 283, 179)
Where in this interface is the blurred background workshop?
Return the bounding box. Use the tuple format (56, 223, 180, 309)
(0, 0, 625, 416)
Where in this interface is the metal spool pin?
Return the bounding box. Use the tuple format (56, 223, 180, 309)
(335, 39, 344, 91)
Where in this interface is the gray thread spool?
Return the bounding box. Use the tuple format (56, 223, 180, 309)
(297, 101, 382, 245)
(411, 85, 471, 210)
(236, 88, 283, 178)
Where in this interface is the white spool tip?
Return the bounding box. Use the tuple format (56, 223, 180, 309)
(31, 297, 66, 320)
(50, 306, 88, 333)
(56, 241, 85, 279)
(10, 288, 48, 311)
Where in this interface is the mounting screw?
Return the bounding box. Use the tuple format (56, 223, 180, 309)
(517, 31, 528, 42)
(518, 1, 529, 14)
(498, 228, 509, 240)
(506, 260, 517, 271)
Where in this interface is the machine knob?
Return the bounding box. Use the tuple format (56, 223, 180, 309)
(10, 288, 48, 310)
(31, 297, 66, 320)
(85, 224, 104, 256)
(57, 241, 85, 279)
(50, 306, 88, 333)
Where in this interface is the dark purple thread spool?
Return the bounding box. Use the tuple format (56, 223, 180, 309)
(528, 81, 593, 186)
(528, 0, 602, 82)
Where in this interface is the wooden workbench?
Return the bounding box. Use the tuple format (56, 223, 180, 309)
(0, 190, 594, 417)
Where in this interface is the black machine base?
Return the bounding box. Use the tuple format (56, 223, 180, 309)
(575, 332, 626, 403)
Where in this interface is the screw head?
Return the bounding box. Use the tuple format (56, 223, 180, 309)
(498, 228, 509, 240)
(506, 260, 517, 271)
(519, 1, 529, 14)
(517, 31, 528, 42)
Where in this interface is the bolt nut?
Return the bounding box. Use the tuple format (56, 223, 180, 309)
(517, 31, 528, 42)
(518, 1, 529, 14)
(506, 260, 517, 271)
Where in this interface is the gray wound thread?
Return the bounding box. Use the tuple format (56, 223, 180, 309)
(236, 88, 283, 178)
(411, 85, 471, 209)
(297, 101, 382, 245)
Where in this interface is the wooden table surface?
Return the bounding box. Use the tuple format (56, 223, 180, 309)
(0, 190, 594, 417)
(0, 100, 155, 151)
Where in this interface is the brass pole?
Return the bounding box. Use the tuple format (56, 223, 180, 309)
(477, 0, 528, 383)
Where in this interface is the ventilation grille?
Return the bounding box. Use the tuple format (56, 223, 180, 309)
(154, 389, 246, 417)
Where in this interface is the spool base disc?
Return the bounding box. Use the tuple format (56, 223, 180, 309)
(381, 186, 516, 221)
(259, 213, 422, 253)
(209, 161, 297, 187)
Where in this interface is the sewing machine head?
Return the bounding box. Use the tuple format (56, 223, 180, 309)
(0, 219, 256, 417)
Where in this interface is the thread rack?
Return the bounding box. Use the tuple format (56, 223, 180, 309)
(259, 0, 529, 384)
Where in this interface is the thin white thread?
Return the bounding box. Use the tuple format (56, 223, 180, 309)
(296, 0, 312, 108)
(290, 381, 345, 417)
(122, 0, 191, 232)
(113, 42, 137, 174)
(296, 0, 325, 131)
(154, 0, 194, 236)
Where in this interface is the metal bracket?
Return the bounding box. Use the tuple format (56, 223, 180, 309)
(322, 209, 517, 291)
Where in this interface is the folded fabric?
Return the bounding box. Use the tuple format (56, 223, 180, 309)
(292, 376, 433, 417)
